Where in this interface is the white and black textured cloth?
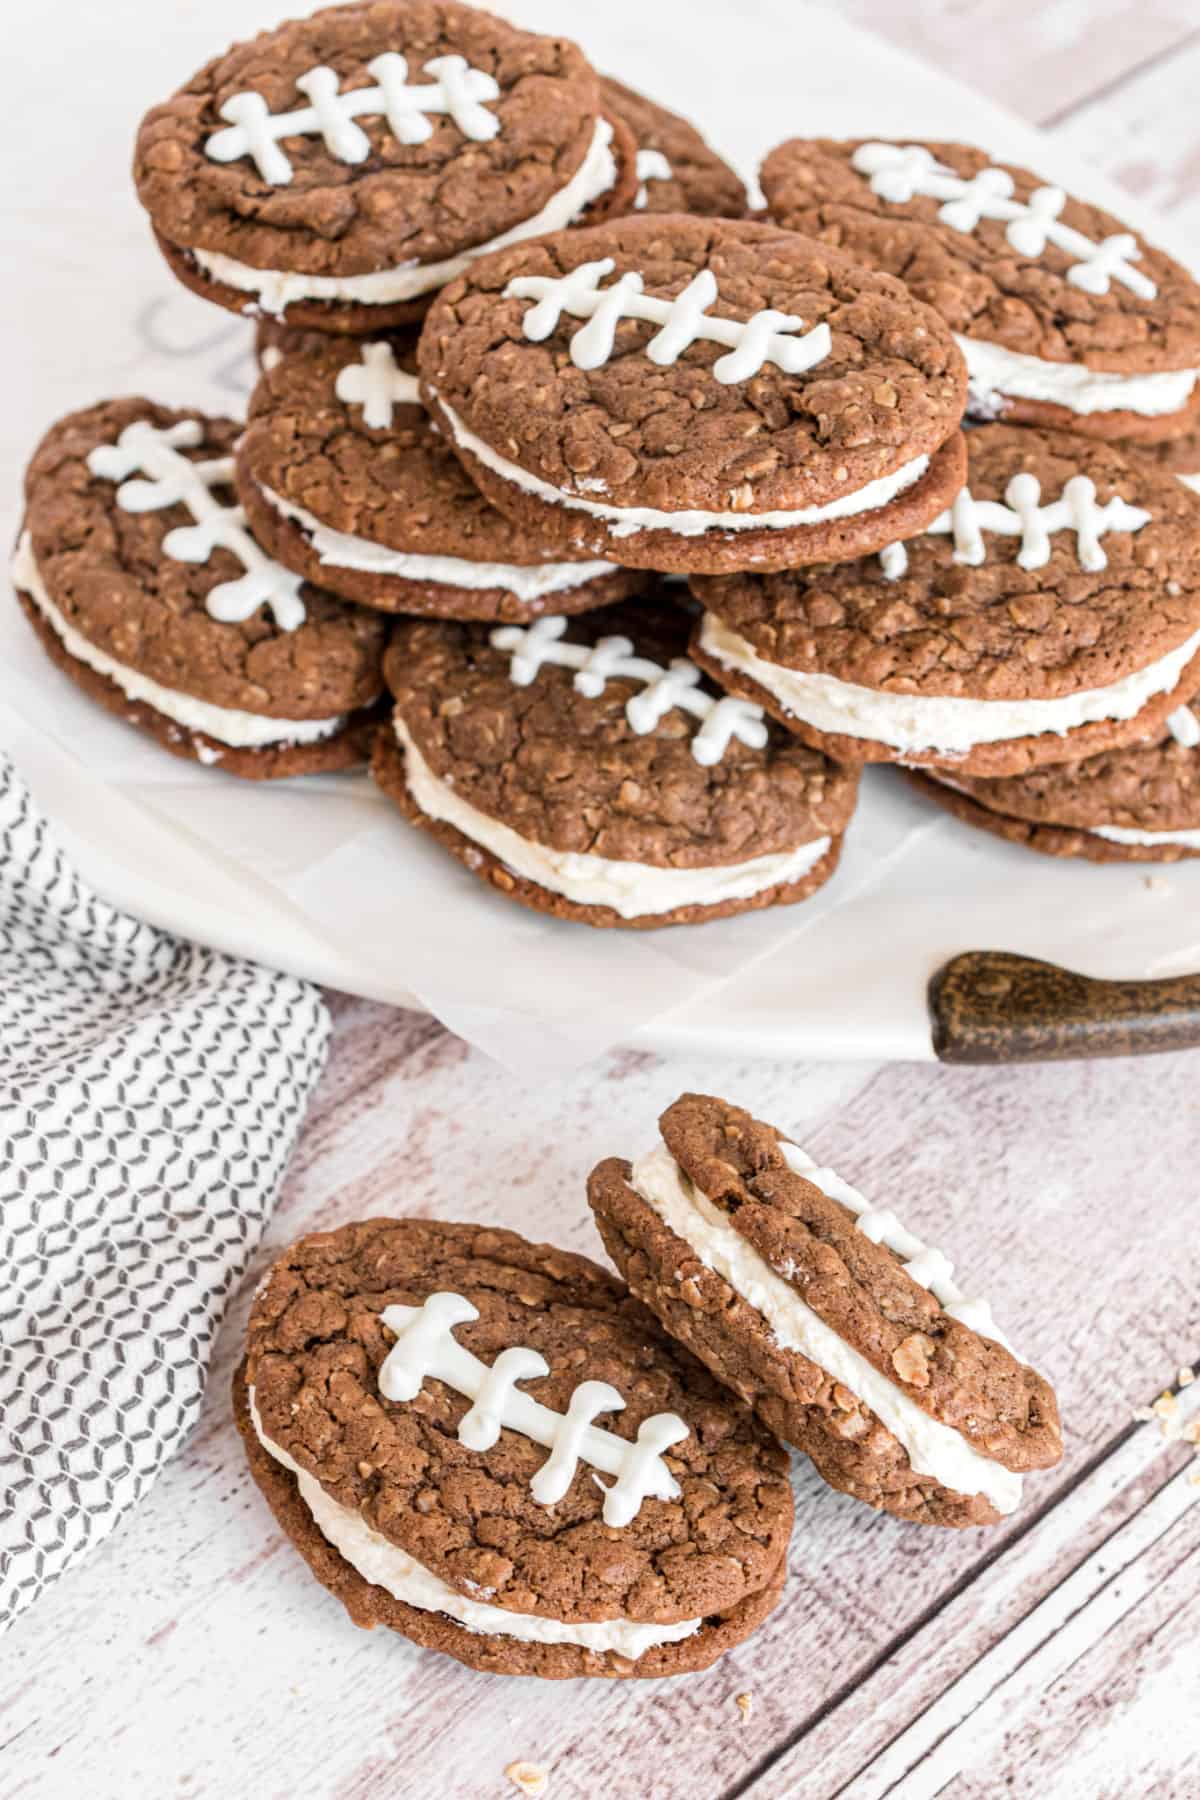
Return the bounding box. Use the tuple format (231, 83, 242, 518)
(0, 754, 330, 1630)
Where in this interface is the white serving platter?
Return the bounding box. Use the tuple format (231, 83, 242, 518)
(4, 0, 1199, 1073)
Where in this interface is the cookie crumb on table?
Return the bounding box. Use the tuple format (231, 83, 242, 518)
(735, 1692, 753, 1723)
(505, 1761, 549, 1797)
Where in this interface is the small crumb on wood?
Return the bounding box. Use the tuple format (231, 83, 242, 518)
(735, 1692, 753, 1723)
(1143, 875, 1171, 895)
(506, 1763, 548, 1798)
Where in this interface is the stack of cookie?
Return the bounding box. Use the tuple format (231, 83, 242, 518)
(13, 1, 1200, 930)
(239, 1091, 1063, 1677)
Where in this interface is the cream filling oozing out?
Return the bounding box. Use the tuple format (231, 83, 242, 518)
(628, 1146, 1022, 1515)
(13, 533, 344, 750)
(248, 1391, 701, 1659)
(397, 719, 832, 917)
(930, 769, 1200, 852)
(957, 335, 1200, 419)
(432, 392, 931, 540)
(190, 120, 618, 317)
(698, 609, 1200, 756)
(258, 483, 620, 601)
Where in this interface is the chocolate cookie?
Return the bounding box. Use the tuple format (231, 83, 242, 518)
(418, 214, 968, 575)
(760, 138, 1200, 443)
(15, 399, 386, 777)
(1144, 425, 1200, 493)
(910, 700, 1200, 862)
(600, 76, 746, 219)
(135, 1, 637, 332)
(372, 594, 859, 928)
(690, 424, 1200, 777)
(237, 328, 646, 621)
(237, 1216, 792, 1677)
(588, 1094, 1063, 1528)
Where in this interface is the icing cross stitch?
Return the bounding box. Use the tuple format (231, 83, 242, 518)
(335, 341, 423, 429)
(780, 1142, 1016, 1354)
(88, 420, 307, 630)
(205, 53, 501, 185)
(878, 473, 1151, 580)
(378, 1293, 689, 1528)
(634, 148, 673, 209)
(504, 257, 833, 383)
(491, 615, 769, 765)
(852, 143, 1158, 300)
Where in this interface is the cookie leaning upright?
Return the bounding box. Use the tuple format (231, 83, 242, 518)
(588, 1095, 1063, 1528)
(13, 399, 387, 778)
(134, 1, 637, 332)
(691, 424, 1200, 777)
(236, 328, 645, 622)
(372, 592, 860, 928)
(761, 138, 1200, 443)
(599, 76, 747, 218)
(418, 215, 968, 574)
(236, 1217, 793, 1678)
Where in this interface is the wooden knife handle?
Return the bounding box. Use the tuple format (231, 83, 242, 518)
(930, 950, 1200, 1064)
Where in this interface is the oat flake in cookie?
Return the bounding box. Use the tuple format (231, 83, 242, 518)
(236, 1217, 792, 1678)
(418, 214, 968, 575)
(599, 76, 747, 219)
(14, 399, 386, 778)
(589, 1094, 1063, 1529)
(373, 593, 859, 928)
(692, 424, 1200, 777)
(911, 700, 1200, 863)
(761, 138, 1200, 443)
(237, 328, 645, 622)
(134, 1, 636, 332)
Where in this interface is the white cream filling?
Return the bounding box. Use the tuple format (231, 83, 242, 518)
(1091, 822, 1200, 848)
(433, 392, 930, 540)
(191, 120, 618, 317)
(957, 334, 1199, 419)
(13, 533, 344, 750)
(629, 1146, 1021, 1516)
(258, 482, 619, 600)
(248, 1391, 700, 1659)
(699, 609, 1200, 756)
(397, 718, 830, 917)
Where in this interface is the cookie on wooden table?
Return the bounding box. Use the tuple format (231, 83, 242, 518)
(13, 400, 387, 778)
(134, 1, 637, 332)
(760, 138, 1200, 443)
(237, 328, 645, 622)
(690, 424, 1200, 777)
(418, 214, 968, 575)
(911, 699, 1200, 862)
(588, 1094, 1063, 1529)
(236, 1217, 793, 1677)
(600, 76, 747, 218)
(372, 593, 859, 928)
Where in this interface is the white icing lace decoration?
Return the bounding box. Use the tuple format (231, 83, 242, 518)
(1167, 705, 1200, 748)
(879, 473, 1151, 579)
(634, 148, 672, 209)
(491, 616, 768, 765)
(87, 420, 307, 630)
(335, 342, 423, 429)
(378, 1293, 689, 1527)
(504, 257, 832, 383)
(205, 53, 501, 185)
(781, 1143, 1016, 1354)
(852, 143, 1157, 300)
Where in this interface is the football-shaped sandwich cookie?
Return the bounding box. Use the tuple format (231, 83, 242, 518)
(236, 1217, 792, 1678)
(134, 1, 636, 331)
(589, 1095, 1063, 1528)
(418, 214, 968, 574)
(761, 138, 1200, 443)
(372, 594, 859, 928)
(14, 400, 386, 777)
(600, 76, 746, 219)
(691, 424, 1200, 777)
(912, 700, 1200, 863)
(237, 329, 645, 622)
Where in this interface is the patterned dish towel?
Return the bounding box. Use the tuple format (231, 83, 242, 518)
(0, 754, 330, 1630)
